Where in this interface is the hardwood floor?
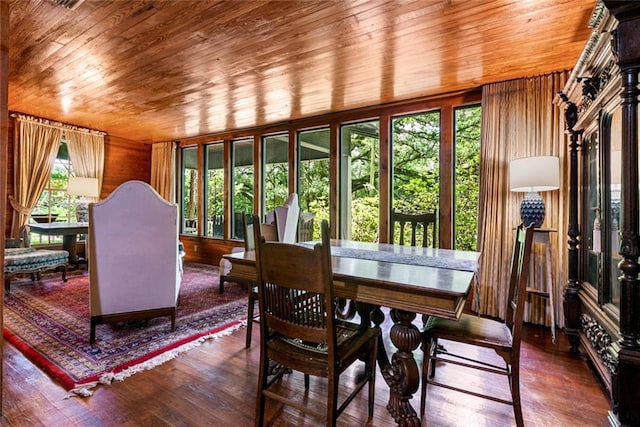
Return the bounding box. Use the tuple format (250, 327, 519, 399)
(1, 310, 610, 426)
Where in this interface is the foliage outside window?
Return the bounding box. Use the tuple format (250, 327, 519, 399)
(181, 147, 198, 235)
(391, 111, 440, 247)
(31, 141, 75, 245)
(232, 138, 254, 239)
(298, 128, 330, 240)
(454, 105, 481, 251)
(340, 121, 379, 241)
(205, 142, 224, 238)
(262, 134, 289, 217)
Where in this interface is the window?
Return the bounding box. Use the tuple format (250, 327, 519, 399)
(232, 138, 254, 239)
(31, 141, 74, 245)
(181, 147, 198, 235)
(205, 142, 224, 238)
(175, 93, 482, 246)
(262, 134, 289, 217)
(340, 120, 379, 241)
(298, 128, 330, 239)
(454, 105, 481, 250)
(391, 111, 440, 247)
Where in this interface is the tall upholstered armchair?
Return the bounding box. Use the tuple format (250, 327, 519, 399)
(266, 193, 300, 243)
(88, 180, 182, 344)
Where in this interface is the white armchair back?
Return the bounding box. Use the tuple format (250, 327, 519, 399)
(88, 180, 181, 343)
(266, 193, 300, 243)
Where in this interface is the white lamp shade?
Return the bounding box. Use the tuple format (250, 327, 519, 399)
(67, 176, 100, 198)
(509, 156, 560, 192)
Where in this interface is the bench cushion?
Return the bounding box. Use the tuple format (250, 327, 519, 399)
(4, 248, 69, 273)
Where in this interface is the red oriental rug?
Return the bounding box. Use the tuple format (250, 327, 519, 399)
(3, 263, 247, 396)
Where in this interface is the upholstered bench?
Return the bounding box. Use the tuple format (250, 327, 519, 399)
(4, 247, 69, 294)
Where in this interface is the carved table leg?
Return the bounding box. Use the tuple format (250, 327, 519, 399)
(358, 303, 422, 426)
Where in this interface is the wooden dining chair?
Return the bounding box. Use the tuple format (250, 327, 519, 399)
(253, 218, 380, 426)
(420, 224, 534, 427)
(218, 214, 277, 348)
(243, 216, 277, 349)
(391, 210, 438, 247)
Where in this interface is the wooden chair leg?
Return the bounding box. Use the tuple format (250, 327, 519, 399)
(4, 275, 11, 295)
(430, 337, 439, 377)
(246, 293, 255, 348)
(420, 336, 435, 415)
(368, 344, 376, 418)
(218, 276, 226, 294)
(511, 363, 524, 427)
(328, 375, 338, 427)
(255, 357, 268, 426)
(90, 318, 97, 344)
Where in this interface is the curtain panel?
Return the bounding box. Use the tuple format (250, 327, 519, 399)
(477, 71, 569, 329)
(10, 115, 63, 237)
(66, 128, 106, 199)
(150, 141, 176, 202)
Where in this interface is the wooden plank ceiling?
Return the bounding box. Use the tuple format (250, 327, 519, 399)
(7, 0, 596, 143)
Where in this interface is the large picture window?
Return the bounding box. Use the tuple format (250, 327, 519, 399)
(205, 142, 224, 238)
(454, 105, 481, 250)
(181, 146, 198, 235)
(340, 121, 379, 241)
(262, 134, 289, 217)
(298, 128, 330, 240)
(232, 138, 254, 239)
(391, 111, 440, 247)
(31, 141, 74, 245)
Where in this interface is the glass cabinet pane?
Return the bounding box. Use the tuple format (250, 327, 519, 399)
(608, 109, 622, 308)
(584, 132, 600, 289)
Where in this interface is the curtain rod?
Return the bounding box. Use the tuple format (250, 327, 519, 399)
(11, 113, 107, 136)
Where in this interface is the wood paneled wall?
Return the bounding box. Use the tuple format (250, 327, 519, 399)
(101, 135, 151, 196)
(3, 116, 151, 237)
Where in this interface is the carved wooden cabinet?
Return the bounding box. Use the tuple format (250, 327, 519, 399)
(558, 2, 640, 425)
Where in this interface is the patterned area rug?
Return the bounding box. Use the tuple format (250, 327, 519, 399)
(3, 262, 247, 396)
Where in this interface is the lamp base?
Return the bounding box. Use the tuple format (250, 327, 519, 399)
(75, 199, 89, 223)
(520, 192, 545, 228)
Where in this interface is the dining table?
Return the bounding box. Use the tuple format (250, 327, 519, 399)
(223, 239, 479, 426)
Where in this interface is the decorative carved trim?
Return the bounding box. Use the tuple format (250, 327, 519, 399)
(578, 60, 616, 111)
(589, 0, 608, 29)
(581, 313, 618, 373)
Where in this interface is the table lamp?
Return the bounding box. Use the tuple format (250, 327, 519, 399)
(509, 156, 560, 228)
(67, 176, 99, 223)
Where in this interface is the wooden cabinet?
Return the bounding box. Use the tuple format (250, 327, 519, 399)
(558, 2, 640, 425)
